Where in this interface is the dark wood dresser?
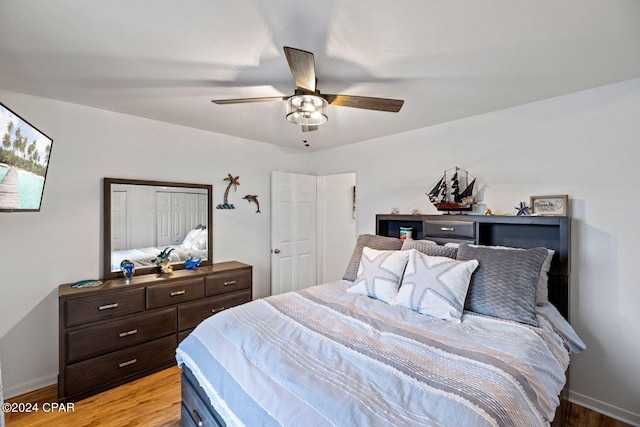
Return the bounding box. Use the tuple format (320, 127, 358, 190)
(58, 261, 252, 402)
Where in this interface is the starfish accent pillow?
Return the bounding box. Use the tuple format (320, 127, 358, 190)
(347, 247, 410, 303)
(392, 249, 479, 321)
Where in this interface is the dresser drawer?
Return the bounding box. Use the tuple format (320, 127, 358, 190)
(64, 335, 176, 398)
(182, 370, 224, 427)
(65, 288, 145, 327)
(205, 269, 251, 297)
(178, 291, 251, 332)
(66, 308, 177, 364)
(146, 278, 205, 309)
(424, 220, 475, 240)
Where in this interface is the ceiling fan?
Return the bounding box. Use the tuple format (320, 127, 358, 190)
(212, 47, 404, 132)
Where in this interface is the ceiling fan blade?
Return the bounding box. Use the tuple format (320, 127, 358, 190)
(283, 47, 316, 92)
(321, 94, 404, 112)
(212, 96, 287, 105)
(301, 125, 318, 133)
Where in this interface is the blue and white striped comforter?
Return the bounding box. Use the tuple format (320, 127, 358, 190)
(176, 280, 573, 427)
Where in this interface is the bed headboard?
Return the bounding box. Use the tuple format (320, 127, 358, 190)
(376, 214, 571, 320)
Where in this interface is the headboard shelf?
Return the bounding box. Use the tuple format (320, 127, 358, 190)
(376, 214, 571, 319)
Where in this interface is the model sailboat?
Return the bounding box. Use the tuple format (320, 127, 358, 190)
(427, 167, 476, 212)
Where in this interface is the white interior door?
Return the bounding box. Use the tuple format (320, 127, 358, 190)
(271, 171, 317, 295)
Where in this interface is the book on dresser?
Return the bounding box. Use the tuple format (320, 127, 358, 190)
(58, 261, 252, 402)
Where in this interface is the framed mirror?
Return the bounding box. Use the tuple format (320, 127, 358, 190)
(103, 178, 213, 279)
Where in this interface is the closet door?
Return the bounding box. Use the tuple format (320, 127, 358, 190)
(157, 192, 190, 246)
(198, 194, 208, 228)
(156, 192, 172, 247)
(170, 193, 185, 245)
(184, 193, 201, 232)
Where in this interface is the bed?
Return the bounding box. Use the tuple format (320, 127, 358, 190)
(110, 227, 208, 270)
(176, 216, 584, 427)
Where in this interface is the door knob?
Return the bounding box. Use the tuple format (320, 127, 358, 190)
(273, 249, 280, 254)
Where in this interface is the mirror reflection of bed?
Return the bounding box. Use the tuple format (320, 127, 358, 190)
(104, 178, 213, 278)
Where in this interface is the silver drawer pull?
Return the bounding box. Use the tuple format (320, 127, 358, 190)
(212, 307, 226, 314)
(118, 329, 138, 338)
(170, 290, 186, 297)
(192, 409, 204, 427)
(224, 280, 237, 286)
(440, 227, 455, 231)
(118, 358, 138, 368)
(98, 303, 119, 311)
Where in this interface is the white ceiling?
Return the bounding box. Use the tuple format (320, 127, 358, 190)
(1, 1, 639, 151)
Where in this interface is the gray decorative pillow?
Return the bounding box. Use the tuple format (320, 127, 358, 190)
(343, 234, 403, 281)
(465, 244, 554, 306)
(456, 243, 548, 326)
(402, 238, 458, 259)
(347, 247, 410, 303)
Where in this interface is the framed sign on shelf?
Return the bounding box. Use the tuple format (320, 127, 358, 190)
(530, 195, 568, 216)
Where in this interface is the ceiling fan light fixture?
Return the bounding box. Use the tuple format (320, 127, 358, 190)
(286, 94, 328, 126)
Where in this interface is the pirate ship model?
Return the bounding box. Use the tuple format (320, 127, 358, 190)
(427, 167, 476, 213)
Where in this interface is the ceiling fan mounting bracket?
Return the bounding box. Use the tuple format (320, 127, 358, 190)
(294, 88, 319, 97)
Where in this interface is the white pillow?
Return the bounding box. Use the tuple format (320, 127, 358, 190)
(536, 249, 555, 305)
(193, 230, 208, 250)
(182, 229, 201, 249)
(392, 249, 479, 321)
(347, 247, 410, 303)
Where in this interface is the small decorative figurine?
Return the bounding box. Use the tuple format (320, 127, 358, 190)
(120, 259, 135, 282)
(427, 167, 476, 213)
(242, 194, 261, 213)
(515, 201, 530, 216)
(185, 256, 202, 270)
(152, 247, 175, 272)
(160, 261, 174, 274)
(217, 173, 240, 209)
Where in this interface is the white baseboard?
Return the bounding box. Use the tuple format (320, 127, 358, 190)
(569, 390, 640, 427)
(3, 373, 57, 400)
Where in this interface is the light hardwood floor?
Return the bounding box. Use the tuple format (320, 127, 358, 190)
(5, 366, 633, 427)
(5, 367, 181, 427)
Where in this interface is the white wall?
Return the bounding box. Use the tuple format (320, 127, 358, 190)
(317, 173, 357, 283)
(2, 77, 640, 424)
(310, 78, 640, 425)
(0, 89, 312, 397)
